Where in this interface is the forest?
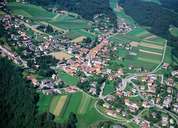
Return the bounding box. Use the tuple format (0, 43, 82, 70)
(0, 57, 77, 128)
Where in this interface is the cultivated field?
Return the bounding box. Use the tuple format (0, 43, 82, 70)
(51, 51, 71, 60)
(51, 95, 68, 116)
(109, 28, 166, 72)
(72, 36, 86, 44)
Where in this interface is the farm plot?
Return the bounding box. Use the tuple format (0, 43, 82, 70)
(51, 51, 71, 61)
(67, 29, 96, 40)
(8, 2, 55, 19)
(48, 20, 90, 30)
(138, 51, 161, 64)
(128, 27, 154, 39)
(109, 34, 132, 44)
(72, 36, 86, 44)
(54, 92, 103, 127)
(140, 42, 164, 50)
(53, 95, 68, 116)
(37, 93, 52, 113)
(49, 96, 61, 114)
(78, 93, 92, 114)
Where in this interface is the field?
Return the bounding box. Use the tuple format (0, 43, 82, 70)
(37, 93, 52, 113)
(67, 29, 96, 40)
(103, 80, 115, 96)
(8, 2, 55, 19)
(8, 2, 95, 40)
(50, 95, 68, 116)
(109, 28, 166, 72)
(72, 36, 86, 44)
(51, 51, 71, 60)
(57, 70, 79, 86)
(37, 92, 108, 128)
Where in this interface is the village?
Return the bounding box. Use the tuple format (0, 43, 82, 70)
(0, 1, 178, 128)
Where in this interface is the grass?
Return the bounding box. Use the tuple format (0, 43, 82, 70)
(77, 100, 108, 128)
(51, 51, 72, 60)
(49, 20, 90, 30)
(57, 69, 79, 86)
(109, 34, 132, 44)
(103, 80, 115, 96)
(169, 26, 178, 38)
(8, 2, 94, 39)
(139, 46, 163, 54)
(54, 92, 107, 128)
(67, 29, 96, 40)
(78, 93, 92, 114)
(37, 93, 52, 113)
(49, 96, 61, 114)
(8, 2, 55, 19)
(53, 95, 68, 116)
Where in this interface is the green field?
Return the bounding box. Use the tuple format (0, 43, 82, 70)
(8, 2, 95, 40)
(37, 93, 52, 113)
(8, 2, 55, 19)
(37, 92, 108, 128)
(57, 70, 79, 85)
(103, 80, 115, 96)
(67, 29, 96, 40)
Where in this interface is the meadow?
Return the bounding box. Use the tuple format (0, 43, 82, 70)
(57, 69, 79, 86)
(103, 80, 116, 96)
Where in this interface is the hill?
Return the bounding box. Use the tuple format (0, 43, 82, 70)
(27, 0, 117, 26)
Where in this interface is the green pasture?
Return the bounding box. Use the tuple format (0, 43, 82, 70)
(37, 93, 52, 113)
(67, 29, 96, 40)
(103, 80, 115, 96)
(57, 69, 79, 86)
(8, 2, 55, 19)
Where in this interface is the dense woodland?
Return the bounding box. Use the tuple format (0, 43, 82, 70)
(0, 57, 78, 128)
(27, 0, 117, 26)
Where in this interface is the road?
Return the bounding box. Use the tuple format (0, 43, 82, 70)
(0, 45, 27, 67)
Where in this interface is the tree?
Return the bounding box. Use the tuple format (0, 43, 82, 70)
(66, 113, 78, 128)
(0, 57, 62, 128)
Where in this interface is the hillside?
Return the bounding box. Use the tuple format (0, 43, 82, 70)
(27, 0, 117, 26)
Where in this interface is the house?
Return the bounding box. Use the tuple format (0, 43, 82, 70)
(166, 78, 174, 87)
(89, 87, 96, 95)
(163, 95, 172, 108)
(26, 75, 38, 86)
(173, 104, 178, 113)
(103, 103, 110, 109)
(141, 120, 150, 128)
(162, 63, 169, 69)
(105, 95, 115, 102)
(162, 116, 169, 127)
(106, 110, 117, 117)
(124, 99, 139, 112)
